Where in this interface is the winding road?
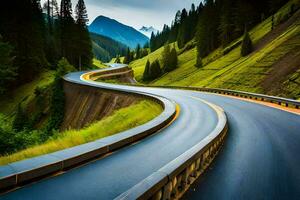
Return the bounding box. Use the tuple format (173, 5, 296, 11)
(1, 65, 300, 200)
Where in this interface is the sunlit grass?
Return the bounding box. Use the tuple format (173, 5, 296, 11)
(129, 1, 300, 99)
(110, 56, 125, 63)
(0, 100, 162, 165)
(93, 58, 108, 68)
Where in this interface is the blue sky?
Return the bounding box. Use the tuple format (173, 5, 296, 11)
(41, 0, 202, 30)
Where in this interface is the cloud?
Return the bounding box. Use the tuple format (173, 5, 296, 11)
(41, 0, 202, 30)
(87, 0, 188, 10)
(86, 0, 202, 29)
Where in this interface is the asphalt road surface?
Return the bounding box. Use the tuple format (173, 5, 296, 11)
(1, 67, 300, 200)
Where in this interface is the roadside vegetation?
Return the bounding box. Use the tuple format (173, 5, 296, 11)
(0, 100, 162, 165)
(0, 58, 75, 157)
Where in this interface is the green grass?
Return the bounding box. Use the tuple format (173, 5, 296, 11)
(0, 100, 162, 165)
(0, 71, 55, 116)
(110, 56, 125, 63)
(130, 1, 300, 99)
(93, 58, 108, 69)
(130, 43, 177, 81)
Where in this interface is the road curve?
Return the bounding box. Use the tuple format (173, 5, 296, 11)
(1, 65, 300, 200)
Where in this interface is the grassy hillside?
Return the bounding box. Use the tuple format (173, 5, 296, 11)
(0, 71, 55, 116)
(92, 58, 108, 69)
(110, 56, 125, 63)
(130, 1, 300, 99)
(0, 100, 162, 165)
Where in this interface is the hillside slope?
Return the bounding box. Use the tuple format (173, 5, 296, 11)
(130, 1, 300, 100)
(90, 33, 128, 62)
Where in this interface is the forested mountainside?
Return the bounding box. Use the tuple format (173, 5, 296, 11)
(90, 33, 127, 63)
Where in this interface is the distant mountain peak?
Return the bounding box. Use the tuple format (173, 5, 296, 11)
(88, 16, 149, 48)
(139, 26, 158, 38)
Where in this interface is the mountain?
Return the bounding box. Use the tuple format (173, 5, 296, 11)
(90, 33, 127, 62)
(139, 26, 158, 38)
(88, 16, 149, 49)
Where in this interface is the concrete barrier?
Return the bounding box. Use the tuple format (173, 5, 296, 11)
(156, 86, 300, 110)
(89, 65, 300, 110)
(115, 99, 228, 200)
(0, 69, 177, 192)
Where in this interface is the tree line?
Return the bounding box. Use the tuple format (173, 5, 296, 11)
(143, 44, 178, 81)
(123, 43, 150, 64)
(0, 0, 92, 95)
(90, 32, 128, 62)
(150, 0, 288, 60)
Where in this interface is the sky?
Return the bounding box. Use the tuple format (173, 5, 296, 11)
(41, 0, 202, 31)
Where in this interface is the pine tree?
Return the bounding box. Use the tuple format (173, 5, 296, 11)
(219, 0, 235, 46)
(0, 37, 16, 94)
(140, 49, 148, 58)
(162, 44, 177, 73)
(177, 9, 188, 48)
(75, 0, 89, 27)
(47, 0, 52, 32)
(43, 0, 60, 66)
(241, 31, 253, 56)
(123, 47, 131, 64)
(162, 44, 171, 72)
(0, 0, 47, 84)
(195, 0, 219, 58)
(170, 48, 178, 69)
(43, 0, 59, 19)
(135, 44, 141, 59)
(51, 0, 59, 18)
(60, 0, 72, 18)
(60, 0, 74, 59)
(130, 51, 135, 62)
(143, 60, 150, 81)
(143, 42, 150, 49)
(150, 60, 162, 80)
(150, 32, 156, 51)
(74, 0, 92, 69)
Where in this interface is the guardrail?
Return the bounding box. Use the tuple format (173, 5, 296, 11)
(116, 99, 228, 200)
(152, 86, 300, 110)
(0, 69, 177, 192)
(78, 65, 298, 199)
(89, 66, 133, 80)
(91, 64, 300, 110)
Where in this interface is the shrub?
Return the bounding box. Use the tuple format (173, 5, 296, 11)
(44, 58, 73, 137)
(0, 114, 42, 155)
(56, 58, 76, 77)
(0, 115, 16, 155)
(45, 77, 65, 137)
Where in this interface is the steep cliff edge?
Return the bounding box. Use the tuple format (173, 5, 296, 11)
(62, 67, 140, 130)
